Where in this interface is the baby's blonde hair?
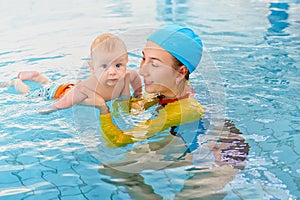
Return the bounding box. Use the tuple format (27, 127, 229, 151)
(90, 33, 127, 57)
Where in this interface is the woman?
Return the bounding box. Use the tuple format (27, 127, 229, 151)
(78, 25, 249, 199)
(79, 24, 204, 147)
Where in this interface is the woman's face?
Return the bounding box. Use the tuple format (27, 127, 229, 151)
(139, 41, 179, 96)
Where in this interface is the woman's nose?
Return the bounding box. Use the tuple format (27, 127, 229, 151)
(139, 63, 149, 77)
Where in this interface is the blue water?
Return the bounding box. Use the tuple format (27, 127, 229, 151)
(1, 0, 300, 199)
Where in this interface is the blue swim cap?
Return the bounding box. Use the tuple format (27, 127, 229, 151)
(147, 24, 203, 73)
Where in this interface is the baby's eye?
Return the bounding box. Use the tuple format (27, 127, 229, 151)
(101, 64, 108, 68)
(116, 63, 122, 68)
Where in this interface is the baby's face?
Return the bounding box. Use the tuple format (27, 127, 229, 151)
(91, 47, 128, 87)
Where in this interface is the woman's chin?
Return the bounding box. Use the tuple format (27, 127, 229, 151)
(144, 86, 156, 93)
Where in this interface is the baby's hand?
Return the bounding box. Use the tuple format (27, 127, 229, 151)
(38, 105, 58, 115)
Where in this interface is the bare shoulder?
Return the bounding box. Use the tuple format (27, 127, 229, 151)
(125, 72, 131, 81)
(77, 76, 97, 90)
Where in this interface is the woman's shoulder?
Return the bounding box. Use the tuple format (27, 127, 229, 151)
(165, 97, 204, 115)
(166, 96, 202, 107)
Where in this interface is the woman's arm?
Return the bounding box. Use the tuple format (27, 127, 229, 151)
(79, 84, 204, 148)
(112, 73, 156, 116)
(101, 99, 204, 147)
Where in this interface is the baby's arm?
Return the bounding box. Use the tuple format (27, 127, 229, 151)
(54, 85, 87, 109)
(39, 84, 88, 114)
(127, 69, 142, 98)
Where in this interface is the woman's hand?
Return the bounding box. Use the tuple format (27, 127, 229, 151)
(77, 81, 109, 114)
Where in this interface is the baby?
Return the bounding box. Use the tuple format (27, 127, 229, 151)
(4, 33, 142, 114)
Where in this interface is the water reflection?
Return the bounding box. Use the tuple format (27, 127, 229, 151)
(98, 120, 249, 199)
(156, 0, 189, 22)
(267, 2, 290, 36)
(263, 2, 293, 99)
(103, 0, 132, 18)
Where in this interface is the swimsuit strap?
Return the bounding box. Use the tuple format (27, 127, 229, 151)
(157, 93, 190, 106)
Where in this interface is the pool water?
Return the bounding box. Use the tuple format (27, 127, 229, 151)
(0, 0, 299, 199)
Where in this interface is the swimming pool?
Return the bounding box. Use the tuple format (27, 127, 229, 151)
(0, 0, 299, 199)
